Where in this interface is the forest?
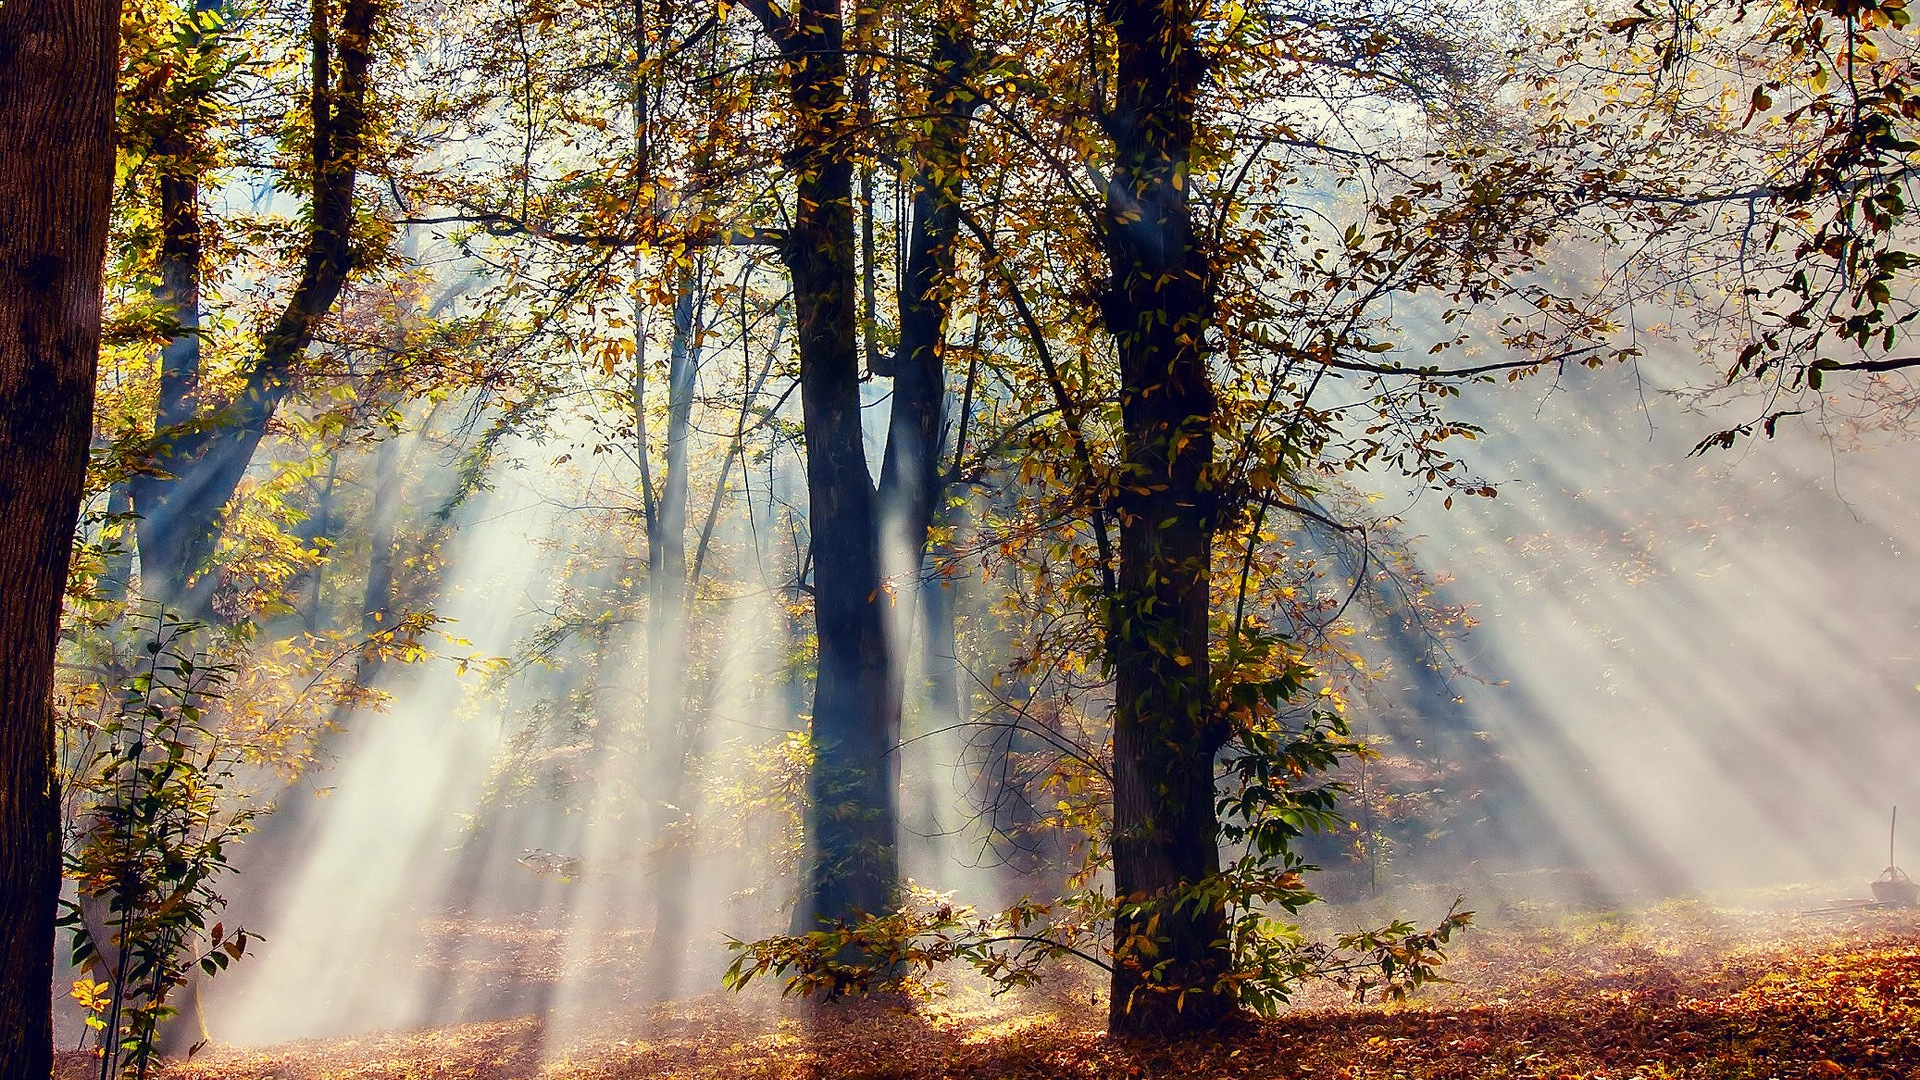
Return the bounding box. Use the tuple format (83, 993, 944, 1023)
(3, 0, 1920, 1075)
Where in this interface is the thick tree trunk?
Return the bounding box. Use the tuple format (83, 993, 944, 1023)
(743, 0, 899, 930)
(743, 0, 980, 933)
(0, 0, 120, 1070)
(1099, 0, 1231, 1036)
(787, 34, 897, 928)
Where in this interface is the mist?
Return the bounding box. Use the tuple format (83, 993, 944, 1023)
(1342, 350, 1920, 905)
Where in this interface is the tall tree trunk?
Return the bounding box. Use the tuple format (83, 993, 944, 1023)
(1099, 0, 1230, 1035)
(128, 0, 381, 611)
(877, 3, 977, 579)
(786, 18, 897, 927)
(642, 266, 700, 993)
(744, 0, 898, 930)
(0, 0, 120, 1069)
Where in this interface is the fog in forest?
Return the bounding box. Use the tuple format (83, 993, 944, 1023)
(25, 0, 1920, 1070)
(1371, 354, 1920, 900)
(147, 337, 1917, 1048)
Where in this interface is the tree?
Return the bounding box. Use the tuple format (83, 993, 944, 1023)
(125, 0, 385, 611)
(0, 0, 122, 1070)
(735, 0, 902, 932)
(725, 0, 1498, 1027)
(1095, 0, 1236, 1033)
(722, 0, 984, 932)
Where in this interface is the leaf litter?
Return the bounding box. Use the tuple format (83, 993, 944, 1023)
(56, 902, 1920, 1080)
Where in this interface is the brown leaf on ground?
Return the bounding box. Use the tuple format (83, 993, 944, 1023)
(59, 904, 1920, 1080)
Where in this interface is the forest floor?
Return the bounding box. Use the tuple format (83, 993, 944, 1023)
(55, 892, 1920, 1080)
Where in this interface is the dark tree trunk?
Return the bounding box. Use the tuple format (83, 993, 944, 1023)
(877, 6, 976, 568)
(784, 5, 897, 928)
(0, 0, 120, 1069)
(128, 0, 380, 611)
(742, 0, 980, 933)
(745, 0, 898, 930)
(1099, 0, 1231, 1036)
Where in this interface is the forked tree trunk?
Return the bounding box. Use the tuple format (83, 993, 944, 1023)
(0, 0, 121, 1070)
(743, 0, 898, 931)
(1100, 0, 1232, 1035)
(743, 0, 982, 933)
(785, 0, 897, 927)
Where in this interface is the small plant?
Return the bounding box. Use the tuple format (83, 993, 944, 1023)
(61, 611, 260, 1080)
(1208, 698, 1469, 1013)
(724, 885, 1107, 999)
(725, 678, 1474, 1015)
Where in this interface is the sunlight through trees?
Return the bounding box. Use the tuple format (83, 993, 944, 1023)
(4, 0, 1920, 1071)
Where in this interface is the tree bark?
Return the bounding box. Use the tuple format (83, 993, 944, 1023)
(1099, 0, 1232, 1035)
(0, 0, 120, 1069)
(741, 0, 981, 933)
(785, 4, 898, 927)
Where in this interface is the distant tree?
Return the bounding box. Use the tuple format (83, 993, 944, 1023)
(0, 0, 122, 1071)
(124, 0, 385, 611)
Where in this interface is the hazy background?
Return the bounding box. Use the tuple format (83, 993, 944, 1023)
(166, 344, 1920, 1047)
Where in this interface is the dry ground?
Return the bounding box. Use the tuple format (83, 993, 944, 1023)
(56, 899, 1920, 1080)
